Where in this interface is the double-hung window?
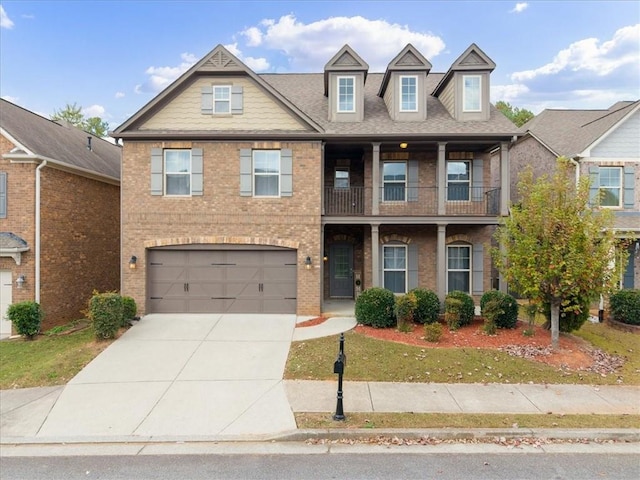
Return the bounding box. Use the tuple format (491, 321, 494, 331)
(599, 167, 622, 207)
(334, 168, 350, 189)
(383, 245, 407, 294)
(0, 172, 6, 218)
(400, 75, 418, 112)
(447, 244, 471, 294)
(253, 150, 280, 197)
(383, 162, 407, 201)
(337, 76, 355, 112)
(214, 86, 231, 114)
(463, 75, 481, 112)
(447, 161, 470, 201)
(164, 150, 191, 196)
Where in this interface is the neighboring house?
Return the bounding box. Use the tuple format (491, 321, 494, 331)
(0, 99, 121, 336)
(112, 43, 517, 317)
(508, 100, 640, 289)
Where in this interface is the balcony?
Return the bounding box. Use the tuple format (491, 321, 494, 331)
(324, 186, 500, 216)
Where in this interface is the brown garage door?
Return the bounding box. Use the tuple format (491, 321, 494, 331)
(148, 248, 297, 314)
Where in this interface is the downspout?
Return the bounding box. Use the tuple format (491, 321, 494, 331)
(35, 160, 47, 303)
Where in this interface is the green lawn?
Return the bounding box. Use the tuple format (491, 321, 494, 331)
(285, 321, 640, 386)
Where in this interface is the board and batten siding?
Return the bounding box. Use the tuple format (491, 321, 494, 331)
(140, 77, 310, 131)
(591, 110, 640, 158)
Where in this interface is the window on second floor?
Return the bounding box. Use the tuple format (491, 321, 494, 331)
(383, 245, 407, 294)
(334, 168, 350, 189)
(383, 162, 407, 201)
(213, 86, 231, 114)
(447, 161, 470, 201)
(253, 150, 281, 197)
(337, 76, 355, 112)
(400, 75, 418, 112)
(164, 150, 192, 196)
(463, 75, 481, 112)
(0, 172, 6, 218)
(599, 167, 622, 207)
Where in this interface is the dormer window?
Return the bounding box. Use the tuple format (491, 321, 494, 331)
(337, 76, 355, 112)
(214, 86, 231, 113)
(400, 76, 418, 112)
(463, 75, 481, 112)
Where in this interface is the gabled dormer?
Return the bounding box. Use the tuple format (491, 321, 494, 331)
(378, 44, 432, 121)
(324, 45, 369, 122)
(432, 43, 496, 121)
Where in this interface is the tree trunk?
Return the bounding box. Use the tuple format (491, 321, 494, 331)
(550, 299, 560, 351)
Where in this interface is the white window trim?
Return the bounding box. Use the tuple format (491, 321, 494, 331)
(213, 85, 231, 114)
(399, 75, 418, 112)
(462, 75, 482, 113)
(599, 166, 623, 208)
(446, 160, 471, 202)
(253, 150, 281, 198)
(334, 167, 350, 189)
(383, 244, 408, 294)
(337, 76, 356, 113)
(164, 149, 192, 197)
(383, 161, 407, 202)
(446, 244, 472, 294)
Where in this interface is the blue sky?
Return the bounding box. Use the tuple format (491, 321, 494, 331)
(1, 0, 639, 132)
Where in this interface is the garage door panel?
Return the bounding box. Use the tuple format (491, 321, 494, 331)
(148, 248, 297, 314)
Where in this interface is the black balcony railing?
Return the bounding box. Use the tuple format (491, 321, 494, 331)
(324, 186, 501, 216)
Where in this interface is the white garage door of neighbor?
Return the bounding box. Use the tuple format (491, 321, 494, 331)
(148, 249, 297, 314)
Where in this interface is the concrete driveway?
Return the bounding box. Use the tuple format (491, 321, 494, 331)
(36, 313, 298, 440)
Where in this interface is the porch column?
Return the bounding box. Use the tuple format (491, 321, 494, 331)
(320, 223, 325, 302)
(500, 142, 510, 216)
(437, 142, 447, 215)
(437, 223, 447, 301)
(372, 142, 381, 215)
(371, 223, 380, 287)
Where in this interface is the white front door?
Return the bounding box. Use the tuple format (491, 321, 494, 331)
(0, 270, 12, 338)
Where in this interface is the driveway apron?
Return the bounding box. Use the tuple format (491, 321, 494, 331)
(36, 314, 298, 439)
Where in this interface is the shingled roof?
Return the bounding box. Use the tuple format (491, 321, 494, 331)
(1, 99, 121, 181)
(520, 100, 640, 157)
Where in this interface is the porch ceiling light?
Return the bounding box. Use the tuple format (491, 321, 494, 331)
(399, 142, 408, 149)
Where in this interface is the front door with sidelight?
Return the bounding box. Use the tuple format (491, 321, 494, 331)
(329, 243, 354, 298)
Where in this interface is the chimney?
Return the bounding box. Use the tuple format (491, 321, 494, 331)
(87, 136, 92, 151)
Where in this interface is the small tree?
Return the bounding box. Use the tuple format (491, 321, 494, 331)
(492, 158, 628, 350)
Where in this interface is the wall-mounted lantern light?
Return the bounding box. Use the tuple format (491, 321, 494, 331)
(16, 274, 26, 289)
(305, 256, 312, 270)
(129, 256, 138, 269)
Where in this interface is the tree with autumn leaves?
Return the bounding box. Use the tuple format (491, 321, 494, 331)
(492, 157, 629, 350)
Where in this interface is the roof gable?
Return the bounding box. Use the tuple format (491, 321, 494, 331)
(378, 44, 432, 97)
(433, 43, 495, 96)
(323, 45, 369, 96)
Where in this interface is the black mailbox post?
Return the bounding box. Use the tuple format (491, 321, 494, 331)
(333, 332, 346, 421)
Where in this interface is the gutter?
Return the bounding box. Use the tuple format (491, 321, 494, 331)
(35, 160, 47, 303)
(569, 156, 580, 187)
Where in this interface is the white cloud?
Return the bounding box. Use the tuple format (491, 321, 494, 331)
(491, 84, 530, 103)
(240, 14, 445, 72)
(512, 24, 640, 82)
(115, 92, 125, 99)
(83, 104, 106, 117)
(1, 95, 19, 103)
(223, 42, 270, 71)
(134, 52, 198, 94)
(510, 3, 528, 14)
(1, 5, 14, 29)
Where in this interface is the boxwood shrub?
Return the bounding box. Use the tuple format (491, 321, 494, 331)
(89, 292, 123, 340)
(121, 296, 138, 326)
(409, 288, 441, 324)
(7, 301, 43, 339)
(609, 289, 640, 326)
(445, 291, 475, 326)
(480, 290, 519, 329)
(355, 287, 396, 328)
(395, 292, 417, 330)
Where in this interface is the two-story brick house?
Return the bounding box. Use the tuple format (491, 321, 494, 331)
(508, 100, 639, 289)
(113, 43, 517, 317)
(0, 99, 121, 336)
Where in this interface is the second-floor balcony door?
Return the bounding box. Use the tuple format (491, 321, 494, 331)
(329, 243, 354, 298)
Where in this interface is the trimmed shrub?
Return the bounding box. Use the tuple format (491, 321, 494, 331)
(444, 297, 462, 331)
(481, 298, 501, 335)
(7, 301, 43, 339)
(395, 293, 417, 332)
(480, 290, 519, 329)
(610, 289, 640, 326)
(89, 292, 123, 340)
(424, 322, 443, 343)
(409, 288, 441, 324)
(121, 296, 137, 326)
(355, 287, 396, 328)
(445, 291, 475, 326)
